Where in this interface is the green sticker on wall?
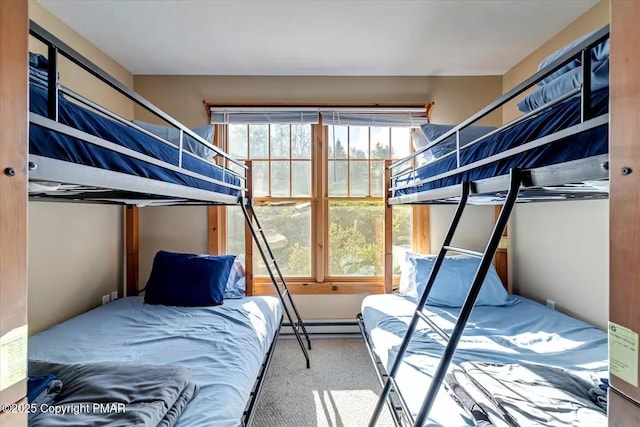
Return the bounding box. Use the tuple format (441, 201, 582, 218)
(609, 322, 639, 387)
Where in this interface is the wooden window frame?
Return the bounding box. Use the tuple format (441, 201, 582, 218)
(206, 104, 432, 295)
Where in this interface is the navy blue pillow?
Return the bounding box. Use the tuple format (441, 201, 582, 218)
(145, 251, 236, 307)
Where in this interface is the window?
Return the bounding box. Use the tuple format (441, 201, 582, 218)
(226, 123, 314, 277)
(326, 126, 412, 277)
(220, 109, 419, 290)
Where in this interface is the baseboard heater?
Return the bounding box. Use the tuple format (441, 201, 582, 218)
(280, 320, 360, 337)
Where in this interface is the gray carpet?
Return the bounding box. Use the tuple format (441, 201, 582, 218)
(253, 338, 395, 427)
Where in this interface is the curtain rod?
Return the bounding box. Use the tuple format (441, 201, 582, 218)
(209, 106, 428, 114)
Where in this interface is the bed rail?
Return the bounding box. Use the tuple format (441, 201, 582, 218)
(389, 25, 610, 204)
(28, 20, 246, 204)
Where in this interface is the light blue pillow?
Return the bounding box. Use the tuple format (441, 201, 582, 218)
(418, 124, 496, 160)
(537, 29, 609, 86)
(132, 120, 216, 161)
(408, 254, 518, 307)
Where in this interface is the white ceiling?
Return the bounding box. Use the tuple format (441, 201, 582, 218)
(37, 0, 599, 76)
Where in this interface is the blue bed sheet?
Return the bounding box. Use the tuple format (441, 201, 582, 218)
(29, 83, 241, 197)
(29, 296, 282, 427)
(362, 294, 607, 426)
(395, 88, 609, 196)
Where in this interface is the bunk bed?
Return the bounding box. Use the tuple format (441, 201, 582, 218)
(359, 26, 610, 426)
(26, 21, 310, 427)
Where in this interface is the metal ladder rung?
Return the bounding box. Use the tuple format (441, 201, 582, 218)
(443, 246, 484, 258)
(416, 310, 451, 342)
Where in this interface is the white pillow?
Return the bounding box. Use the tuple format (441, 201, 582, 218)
(398, 250, 430, 297)
(224, 254, 246, 299)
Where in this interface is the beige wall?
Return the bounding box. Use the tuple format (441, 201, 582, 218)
(28, 203, 122, 334)
(138, 206, 209, 287)
(511, 201, 608, 329)
(133, 75, 502, 127)
(28, 0, 132, 334)
(504, 0, 609, 329)
(133, 75, 501, 319)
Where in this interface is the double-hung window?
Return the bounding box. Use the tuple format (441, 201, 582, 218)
(212, 106, 424, 293)
(325, 125, 413, 278)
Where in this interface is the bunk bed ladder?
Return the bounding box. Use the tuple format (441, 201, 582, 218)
(240, 198, 312, 368)
(369, 169, 522, 427)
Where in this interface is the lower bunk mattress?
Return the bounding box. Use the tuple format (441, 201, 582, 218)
(361, 294, 608, 426)
(28, 296, 282, 427)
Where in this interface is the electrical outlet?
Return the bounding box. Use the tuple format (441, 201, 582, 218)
(546, 299, 556, 310)
(102, 295, 110, 305)
(110, 291, 118, 301)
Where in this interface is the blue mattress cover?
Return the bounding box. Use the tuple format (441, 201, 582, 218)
(29, 296, 282, 427)
(361, 294, 607, 425)
(29, 83, 241, 197)
(396, 88, 609, 196)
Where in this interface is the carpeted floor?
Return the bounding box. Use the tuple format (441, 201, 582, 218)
(253, 338, 395, 427)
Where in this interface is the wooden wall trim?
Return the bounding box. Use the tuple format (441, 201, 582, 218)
(207, 207, 225, 255)
(244, 161, 253, 296)
(493, 205, 510, 293)
(610, 0, 640, 403)
(208, 125, 226, 255)
(254, 281, 387, 295)
(412, 206, 431, 254)
(384, 160, 393, 293)
(125, 206, 139, 296)
(610, 388, 640, 427)
(0, 0, 28, 411)
(315, 118, 325, 283)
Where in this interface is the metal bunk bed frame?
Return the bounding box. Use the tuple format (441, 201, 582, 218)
(365, 25, 610, 426)
(27, 21, 311, 424)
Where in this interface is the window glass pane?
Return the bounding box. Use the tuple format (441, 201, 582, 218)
(252, 203, 312, 277)
(349, 126, 368, 159)
(370, 161, 384, 197)
(292, 124, 311, 159)
(228, 124, 248, 158)
(392, 205, 412, 274)
(271, 161, 290, 197)
(249, 125, 268, 158)
(253, 161, 269, 196)
(271, 125, 290, 159)
(349, 161, 368, 197)
(226, 205, 246, 255)
(328, 201, 383, 276)
(391, 127, 411, 159)
(370, 127, 390, 159)
(328, 160, 348, 196)
(328, 126, 348, 159)
(292, 161, 311, 197)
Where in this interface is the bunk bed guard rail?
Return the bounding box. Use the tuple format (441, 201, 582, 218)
(28, 20, 247, 198)
(389, 25, 610, 198)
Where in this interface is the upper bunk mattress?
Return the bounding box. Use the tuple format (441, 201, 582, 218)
(29, 296, 282, 427)
(361, 294, 607, 426)
(29, 83, 242, 197)
(395, 88, 609, 196)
